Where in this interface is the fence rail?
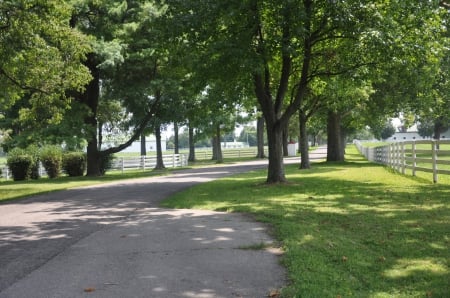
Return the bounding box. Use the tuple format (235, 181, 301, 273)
(0, 154, 188, 180)
(192, 148, 268, 160)
(355, 140, 450, 183)
(110, 154, 188, 173)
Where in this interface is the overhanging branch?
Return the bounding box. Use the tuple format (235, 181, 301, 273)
(101, 95, 161, 156)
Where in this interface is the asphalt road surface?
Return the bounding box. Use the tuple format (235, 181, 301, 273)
(0, 150, 327, 298)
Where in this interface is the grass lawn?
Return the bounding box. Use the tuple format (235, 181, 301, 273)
(161, 146, 450, 297)
(0, 169, 171, 202)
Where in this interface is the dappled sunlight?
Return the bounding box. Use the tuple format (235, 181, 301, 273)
(383, 258, 448, 279)
(161, 154, 450, 296)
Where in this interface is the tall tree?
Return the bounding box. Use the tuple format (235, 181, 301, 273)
(165, 0, 445, 183)
(0, 0, 91, 148)
(71, 1, 169, 175)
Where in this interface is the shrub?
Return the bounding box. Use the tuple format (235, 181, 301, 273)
(99, 154, 114, 175)
(7, 148, 33, 181)
(40, 146, 63, 179)
(26, 145, 40, 180)
(63, 152, 86, 177)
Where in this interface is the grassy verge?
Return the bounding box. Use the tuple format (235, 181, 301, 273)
(161, 146, 449, 297)
(0, 169, 170, 202)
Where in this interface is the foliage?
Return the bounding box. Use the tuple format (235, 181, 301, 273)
(40, 146, 63, 179)
(0, 0, 91, 127)
(380, 121, 396, 140)
(417, 119, 435, 139)
(162, 146, 450, 297)
(6, 148, 33, 181)
(164, 0, 447, 182)
(62, 152, 86, 177)
(99, 153, 114, 175)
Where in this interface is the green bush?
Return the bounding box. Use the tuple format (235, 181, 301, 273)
(7, 148, 33, 181)
(63, 152, 86, 177)
(40, 146, 63, 179)
(99, 154, 114, 175)
(26, 145, 40, 180)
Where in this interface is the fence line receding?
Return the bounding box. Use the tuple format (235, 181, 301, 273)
(355, 140, 450, 183)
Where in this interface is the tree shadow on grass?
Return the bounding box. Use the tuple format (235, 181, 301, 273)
(164, 166, 449, 297)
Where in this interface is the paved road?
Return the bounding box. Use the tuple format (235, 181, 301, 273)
(0, 150, 326, 298)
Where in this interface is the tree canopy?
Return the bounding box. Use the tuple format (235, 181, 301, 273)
(1, 0, 448, 181)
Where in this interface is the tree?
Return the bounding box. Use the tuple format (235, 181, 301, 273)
(0, 0, 91, 149)
(70, 1, 172, 176)
(165, 0, 446, 183)
(380, 121, 396, 140)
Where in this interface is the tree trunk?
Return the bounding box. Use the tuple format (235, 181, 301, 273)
(140, 134, 146, 156)
(256, 116, 265, 158)
(97, 121, 103, 151)
(188, 123, 195, 162)
(327, 111, 344, 162)
(340, 127, 347, 157)
(83, 54, 102, 176)
(154, 124, 165, 169)
(212, 125, 223, 163)
(266, 123, 286, 183)
(174, 122, 179, 154)
(298, 113, 302, 154)
(299, 111, 310, 169)
(282, 122, 288, 157)
(211, 137, 217, 160)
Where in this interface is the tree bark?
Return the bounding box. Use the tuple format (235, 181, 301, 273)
(282, 122, 288, 157)
(266, 122, 286, 183)
(174, 122, 179, 154)
(140, 134, 146, 156)
(212, 125, 223, 163)
(154, 123, 165, 169)
(256, 116, 265, 158)
(83, 54, 102, 176)
(327, 111, 344, 162)
(188, 123, 195, 162)
(299, 110, 310, 169)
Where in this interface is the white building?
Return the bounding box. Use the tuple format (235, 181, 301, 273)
(386, 129, 450, 142)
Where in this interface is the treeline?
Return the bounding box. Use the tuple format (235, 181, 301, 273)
(1, 1, 448, 183)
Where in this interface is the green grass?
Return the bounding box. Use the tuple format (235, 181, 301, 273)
(161, 146, 450, 297)
(0, 169, 171, 202)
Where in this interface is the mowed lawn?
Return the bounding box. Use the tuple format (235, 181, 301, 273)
(161, 146, 450, 297)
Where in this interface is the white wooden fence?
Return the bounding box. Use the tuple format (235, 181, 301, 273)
(0, 154, 188, 180)
(355, 140, 450, 183)
(110, 154, 188, 173)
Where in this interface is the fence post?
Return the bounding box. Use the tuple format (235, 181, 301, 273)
(400, 142, 405, 174)
(432, 141, 438, 183)
(388, 143, 393, 169)
(173, 154, 176, 168)
(412, 142, 417, 176)
(142, 156, 146, 171)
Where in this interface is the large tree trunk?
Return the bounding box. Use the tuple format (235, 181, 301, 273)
(282, 122, 288, 157)
(327, 111, 344, 162)
(212, 125, 223, 163)
(256, 116, 265, 158)
(154, 124, 165, 169)
(299, 110, 310, 169)
(174, 122, 179, 154)
(188, 123, 195, 162)
(211, 137, 217, 160)
(140, 134, 146, 156)
(266, 122, 286, 183)
(83, 54, 102, 176)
